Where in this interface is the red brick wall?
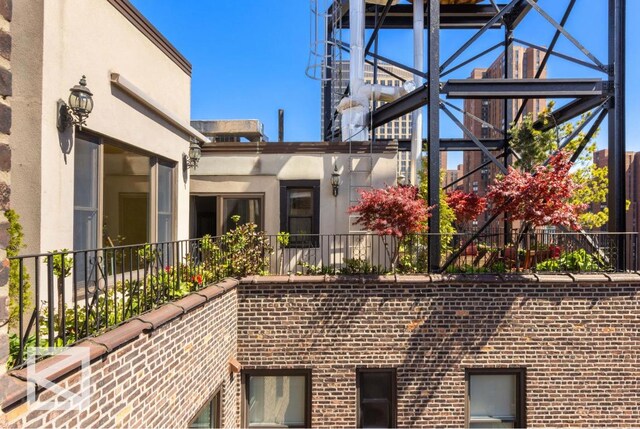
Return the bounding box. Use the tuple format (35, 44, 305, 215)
(3, 285, 239, 428)
(237, 277, 640, 427)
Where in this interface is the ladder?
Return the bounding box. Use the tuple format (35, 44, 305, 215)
(348, 141, 374, 261)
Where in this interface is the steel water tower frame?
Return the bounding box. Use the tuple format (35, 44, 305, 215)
(320, 0, 627, 271)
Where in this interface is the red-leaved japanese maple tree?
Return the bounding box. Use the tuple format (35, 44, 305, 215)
(446, 190, 487, 223)
(486, 151, 586, 230)
(348, 185, 432, 268)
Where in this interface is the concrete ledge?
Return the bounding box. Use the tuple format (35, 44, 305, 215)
(240, 273, 640, 284)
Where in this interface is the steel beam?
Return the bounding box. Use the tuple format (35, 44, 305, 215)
(532, 96, 609, 131)
(369, 84, 429, 129)
(608, 0, 626, 270)
(427, 0, 441, 271)
(440, 138, 506, 151)
(340, 3, 510, 29)
(443, 78, 604, 99)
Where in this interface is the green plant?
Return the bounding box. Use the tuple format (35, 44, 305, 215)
(7, 209, 32, 330)
(535, 249, 603, 272)
(215, 218, 273, 277)
(341, 258, 382, 275)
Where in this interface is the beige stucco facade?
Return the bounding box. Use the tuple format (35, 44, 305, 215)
(12, 0, 197, 254)
(191, 149, 398, 237)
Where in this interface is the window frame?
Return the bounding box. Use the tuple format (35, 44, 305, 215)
(465, 368, 526, 429)
(190, 193, 265, 238)
(242, 368, 312, 429)
(279, 180, 320, 248)
(356, 368, 397, 428)
(188, 386, 222, 428)
(73, 130, 178, 247)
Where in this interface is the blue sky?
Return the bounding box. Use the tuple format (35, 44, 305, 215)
(131, 0, 638, 167)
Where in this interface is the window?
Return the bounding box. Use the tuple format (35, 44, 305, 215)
(244, 370, 311, 428)
(189, 389, 222, 428)
(73, 131, 176, 249)
(280, 181, 320, 247)
(466, 369, 525, 428)
(357, 369, 396, 428)
(190, 195, 264, 238)
(157, 162, 174, 243)
(73, 134, 100, 253)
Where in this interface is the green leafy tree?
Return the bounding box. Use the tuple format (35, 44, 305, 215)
(509, 102, 613, 230)
(418, 159, 456, 251)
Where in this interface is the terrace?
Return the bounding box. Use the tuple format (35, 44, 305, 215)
(7, 229, 637, 369)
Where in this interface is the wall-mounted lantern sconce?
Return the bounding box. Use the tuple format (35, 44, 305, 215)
(331, 164, 341, 197)
(57, 76, 94, 132)
(184, 139, 202, 170)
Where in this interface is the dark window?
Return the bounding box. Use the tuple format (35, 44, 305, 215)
(357, 369, 396, 428)
(466, 369, 526, 428)
(243, 369, 311, 428)
(189, 388, 222, 428)
(280, 181, 320, 247)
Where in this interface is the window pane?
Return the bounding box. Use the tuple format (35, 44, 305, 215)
(359, 371, 393, 428)
(469, 374, 516, 420)
(157, 163, 174, 242)
(248, 375, 306, 427)
(288, 189, 313, 217)
(189, 402, 212, 428)
(361, 401, 390, 428)
(361, 372, 391, 400)
(74, 138, 99, 251)
(223, 198, 261, 232)
(103, 144, 150, 246)
(289, 218, 312, 236)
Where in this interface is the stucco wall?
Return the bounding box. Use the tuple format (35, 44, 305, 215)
(12, 0, 193, 254)
(191, 152, 398, 236)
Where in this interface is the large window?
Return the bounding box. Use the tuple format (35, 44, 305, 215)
(244, 370, 311, 428)
(357, 369, 396, 428)
(280, 181, 320, 247)
(190, 195, 264, 238)
(466, 369, 526, 428)
(189, 389, 221, 428)
(73, 132, 176, 250)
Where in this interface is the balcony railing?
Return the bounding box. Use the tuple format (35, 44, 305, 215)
(7, 231, 637, 368)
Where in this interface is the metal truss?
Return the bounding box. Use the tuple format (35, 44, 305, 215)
(321, 0, 628, 270)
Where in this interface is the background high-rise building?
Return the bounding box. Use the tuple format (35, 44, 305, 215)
(462, 46, 547, 225)
(593, 149, 640, 234)
(321, 61, 414, 142)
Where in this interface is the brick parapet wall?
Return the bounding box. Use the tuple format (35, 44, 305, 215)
(0, 0, 11, 381)
(0, 280, 240, 428)
(237, 276, 640, 427)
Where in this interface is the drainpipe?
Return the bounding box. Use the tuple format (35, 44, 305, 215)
(411, 0, 425, 184)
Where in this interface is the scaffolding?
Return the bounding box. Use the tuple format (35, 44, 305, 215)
(318, 0, 628, 271)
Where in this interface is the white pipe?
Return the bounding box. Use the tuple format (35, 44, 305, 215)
(411, 0, 425, 184)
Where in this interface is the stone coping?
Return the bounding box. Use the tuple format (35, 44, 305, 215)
(0, 278, 239, 412)
(241, 272, 640, 284)
(3, 272, 639, 411)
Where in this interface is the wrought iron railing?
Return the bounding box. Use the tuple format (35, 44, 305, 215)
(7, 231, 637, 368)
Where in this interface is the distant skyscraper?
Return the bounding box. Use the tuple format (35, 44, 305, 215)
(462, 46, 547, 225)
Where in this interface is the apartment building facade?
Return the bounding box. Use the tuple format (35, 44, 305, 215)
(462, 47, 546, 226)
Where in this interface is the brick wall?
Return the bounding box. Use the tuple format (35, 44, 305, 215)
(2, 283, 240, 428)
(0, 0, 11, 378)
(237, 276, 640, 427)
